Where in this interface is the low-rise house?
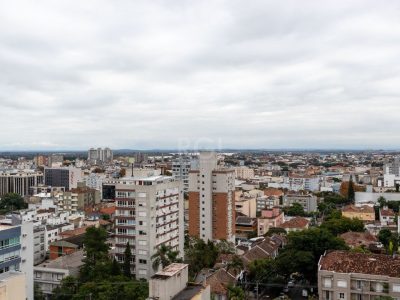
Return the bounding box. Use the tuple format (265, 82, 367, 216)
(235, 215, 257, 239)
(339, 231, 377, 249)
(203, 268, 236, 300)
(257, 207, 284, 236)
(49, 240, 79, 260)
(241, 236, 281, 265)
(34, 250, 84, 297)
(318, 250, 400, 300)
(379, 207, 396, 225)
(279, 217, 309, 233)
(342, 205, 375, 222)
(149, 263, 210, 300)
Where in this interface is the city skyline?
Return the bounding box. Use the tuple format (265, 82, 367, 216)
(1, 0, 400, 150)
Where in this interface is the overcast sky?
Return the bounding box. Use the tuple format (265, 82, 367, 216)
(1, 0, 400, 150)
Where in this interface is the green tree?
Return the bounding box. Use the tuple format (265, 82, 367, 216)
(320, 214, 364, 236)
(52, 276, 77, 300)
(185, 237, 219, 279)
(347, 176, 355, 202)
(151, 244, 181, 271)
(284, 203, 305, 216)
(0, 193, 27, 213)
(227, 285, 245, 300)
(79, 227, 110, 282)
(123, 242, 132, 277)
(226, 255, 244, 276)
(277, 228, 348, 282)
(265, 227, 287, 236)
(34, 283, 45, 300)
(110, 258, 121, 276)
(248, 258, 276, 283)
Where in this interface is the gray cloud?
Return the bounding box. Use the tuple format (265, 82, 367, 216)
(1, 0, 400, 150)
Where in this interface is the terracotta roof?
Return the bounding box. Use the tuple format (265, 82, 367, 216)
(339, 231, 377, 248)
(205, 269, 236, 295)
(241, 237, 279, 264)
(264, 188, 283, 197)
(280, 217, 309, 229)
(381, 208, 395, 217)
(342, 205, 374, 214)
(60, 226, 92, 237)
(100, 206, 115, 215)
(319, 250, 400, 277)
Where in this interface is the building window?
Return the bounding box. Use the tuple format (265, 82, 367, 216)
(339, 293, 344, 299)
(139, 259, 147, 264)
(337, 280, 347, 288)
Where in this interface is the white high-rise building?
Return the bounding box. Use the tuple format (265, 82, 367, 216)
(87, 148, 113, 164)
(114, 170, 184, 279)
(171, 156, 198, 192)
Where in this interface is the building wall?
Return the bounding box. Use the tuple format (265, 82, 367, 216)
(188, 192, 200, 237)
(318, 270, 400, 300)
(114, 176, 184, 280)
(342, 211, 375, 221)
(0, 272, 27, 300)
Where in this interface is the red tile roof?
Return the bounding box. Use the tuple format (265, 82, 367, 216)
(320, 251, 400, 277)
(342, 205, 374, 214)
(339, 231, 377, 248)
(280, 217, 309, 229)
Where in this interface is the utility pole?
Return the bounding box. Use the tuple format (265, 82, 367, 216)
(256, 281, 259, 300)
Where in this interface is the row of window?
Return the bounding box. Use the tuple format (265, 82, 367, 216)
(0, 237, 20, 250)
(0, 250, 20, 263)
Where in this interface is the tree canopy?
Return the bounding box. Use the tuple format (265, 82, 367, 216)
(52, 227, 149, 300)
(0, 193, 27, 213)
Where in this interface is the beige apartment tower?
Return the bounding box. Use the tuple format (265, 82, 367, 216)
(188, 152, 235, 242)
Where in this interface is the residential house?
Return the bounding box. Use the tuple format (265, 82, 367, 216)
(318, 251, 400, 300)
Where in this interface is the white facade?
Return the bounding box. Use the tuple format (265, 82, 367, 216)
(171, 156, 198, 192)
(234, 166, 255, 180)
(114, 172, 184, 279)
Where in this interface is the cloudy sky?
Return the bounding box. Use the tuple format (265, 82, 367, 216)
(1, 0, 400, 150)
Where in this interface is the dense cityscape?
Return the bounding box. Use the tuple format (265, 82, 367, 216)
(1, 149, 400, 299)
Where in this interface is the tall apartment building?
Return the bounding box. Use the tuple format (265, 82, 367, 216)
(44, 167, 82, 190)
(234, 166, 255, 180)
(114, 171, 184, 279)
(188, 152, 235, 242)
(318, 251, 400, 300)
(88, 148, 113, 164)
(171, 156, 198, 192)
(0, 171, 43, 197)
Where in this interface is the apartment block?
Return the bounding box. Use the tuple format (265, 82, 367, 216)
(114, 171, 184, 279)
(0, 171, 43, 197)
(88, 147, 113, 165)
(188, 152, 235, 242)
(234, 166, 255, 180)
(283, 193, 318, 213)
(318, 251, 400, 300)
(44, 167, 82, 191)
(171, 156, 198, 192)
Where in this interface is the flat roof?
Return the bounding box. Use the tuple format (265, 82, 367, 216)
(152, 263, 188, 279)
(36, 250, 85, 270)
